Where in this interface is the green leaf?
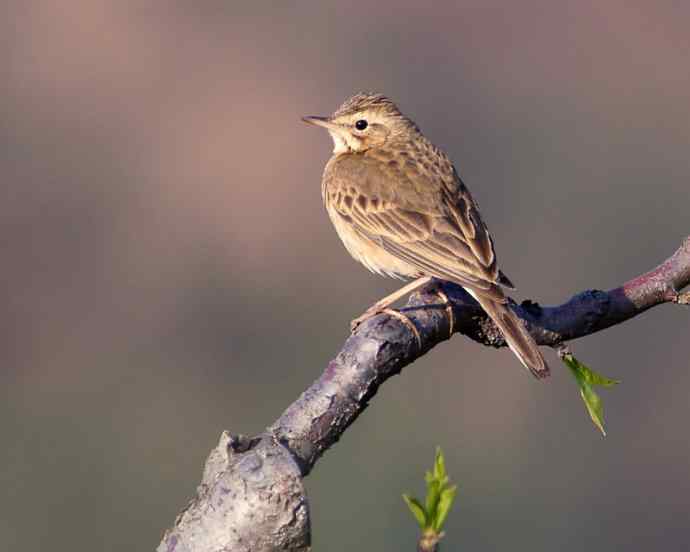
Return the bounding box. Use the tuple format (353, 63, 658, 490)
(562, 353, 620, 436)
(580, 381, 606, 435)
(426, 479, 442, 521)
(562, 353, 620, 388)
(405, 448, 459, 535)
(433, 485, 457, 532)
(403, 494, 427, 528)
(433, 447, 447, 484)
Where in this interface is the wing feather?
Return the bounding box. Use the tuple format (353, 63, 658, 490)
(325, 153, 509, 298)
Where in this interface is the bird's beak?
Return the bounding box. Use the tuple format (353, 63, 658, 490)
(301, 116, 339, 130)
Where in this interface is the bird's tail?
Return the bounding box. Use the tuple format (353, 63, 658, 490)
(470, 290, 549, 379)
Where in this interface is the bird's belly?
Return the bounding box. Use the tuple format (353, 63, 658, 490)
(328, 208, 419, 280)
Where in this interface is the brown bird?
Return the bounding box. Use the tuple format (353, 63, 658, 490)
(303, 93, 548, 378)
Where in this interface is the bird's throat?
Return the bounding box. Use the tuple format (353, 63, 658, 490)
(328, 130, 350, 154)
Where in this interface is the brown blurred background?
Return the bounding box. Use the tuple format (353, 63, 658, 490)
(2, 1, 689, 550)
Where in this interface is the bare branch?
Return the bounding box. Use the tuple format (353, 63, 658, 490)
(158, 237, 690, 552)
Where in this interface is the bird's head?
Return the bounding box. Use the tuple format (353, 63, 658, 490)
(303, 92, 418, 154)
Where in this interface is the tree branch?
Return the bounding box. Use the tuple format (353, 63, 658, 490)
(158, 236, 690, 552)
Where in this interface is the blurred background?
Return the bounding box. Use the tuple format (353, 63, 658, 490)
(2, 1, 689, 550)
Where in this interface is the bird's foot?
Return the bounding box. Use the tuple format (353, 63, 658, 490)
(351, 307, 422, 350)
(432, 286, 455, 338)
(350, 307, 387, 331)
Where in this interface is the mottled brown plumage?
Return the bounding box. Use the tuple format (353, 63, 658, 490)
(303, 93, 548, 378)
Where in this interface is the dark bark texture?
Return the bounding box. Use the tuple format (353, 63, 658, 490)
(158, 237, 690, 552)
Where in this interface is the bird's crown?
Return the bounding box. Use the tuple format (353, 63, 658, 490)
(332, 92, 403, 119)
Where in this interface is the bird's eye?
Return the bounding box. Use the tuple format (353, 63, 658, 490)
(355, 119, 368, 131)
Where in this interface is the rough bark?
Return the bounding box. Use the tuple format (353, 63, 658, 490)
(158, 237, 690, 552)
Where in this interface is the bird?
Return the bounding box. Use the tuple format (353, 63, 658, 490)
(302, 93, 549, 378)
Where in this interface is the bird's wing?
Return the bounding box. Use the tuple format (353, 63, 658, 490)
(325, 154, 506, 301)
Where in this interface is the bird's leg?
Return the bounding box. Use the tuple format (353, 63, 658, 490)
(350, 276, 432, 331)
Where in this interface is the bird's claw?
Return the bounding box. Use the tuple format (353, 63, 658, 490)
(350, 308, 384, 331)
(350, 308, 423, 350)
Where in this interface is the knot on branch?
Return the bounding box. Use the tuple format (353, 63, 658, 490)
(160, 432, 310, 552)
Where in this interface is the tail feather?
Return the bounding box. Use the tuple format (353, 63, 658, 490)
(470, 290, 549, 379)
